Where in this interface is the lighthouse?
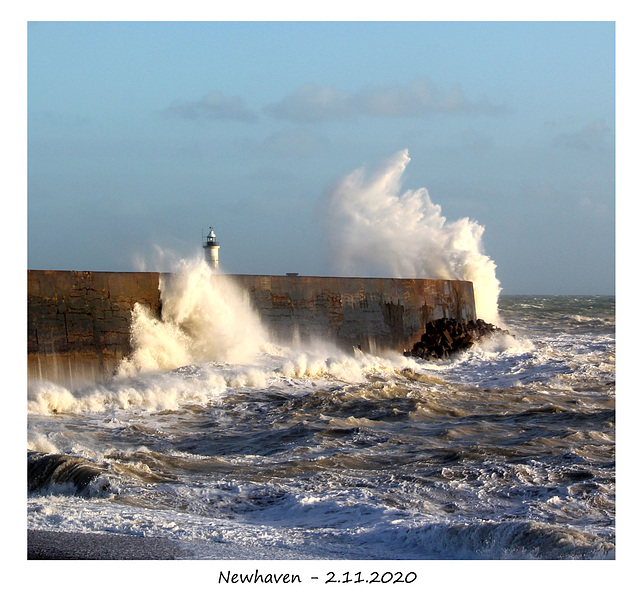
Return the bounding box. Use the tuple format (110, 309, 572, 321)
(203, 227, 220, 270)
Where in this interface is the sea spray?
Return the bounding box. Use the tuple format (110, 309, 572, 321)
(28, 296, 615, 559)
(27, 257, 420, 415)
(326, 149, 502, 324)
(116, 259, 415, 383)
(117, 260, 271, 376)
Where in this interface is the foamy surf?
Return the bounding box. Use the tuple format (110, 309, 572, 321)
(117, 260, 271, 376)
(27, 241, 613, 561)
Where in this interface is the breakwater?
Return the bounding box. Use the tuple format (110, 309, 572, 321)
(28, 270, 162, 386)
(28, 270, 476, 385)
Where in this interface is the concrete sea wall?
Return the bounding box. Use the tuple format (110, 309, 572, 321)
(28, 270, 476, 386)
(228, 274, 476, 351)
(28, 270, 162, 386)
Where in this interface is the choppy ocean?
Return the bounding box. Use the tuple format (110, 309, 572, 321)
(27, 268, 615, 561)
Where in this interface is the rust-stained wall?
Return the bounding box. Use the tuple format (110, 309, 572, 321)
(28, 270, 475, 385)
(228, 274, 476, 352)
(28, 270, 162, 386)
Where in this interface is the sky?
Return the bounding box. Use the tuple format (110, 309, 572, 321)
(26, 17, 616, 294)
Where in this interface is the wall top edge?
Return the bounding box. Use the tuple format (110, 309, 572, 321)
(27, 270, 473, 286)
(27, 270, 159, 275)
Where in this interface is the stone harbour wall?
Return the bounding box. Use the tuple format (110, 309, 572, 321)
(227, 274, 476, 353)
(28, 270, 476, 386)
(27, 270, 162, 386)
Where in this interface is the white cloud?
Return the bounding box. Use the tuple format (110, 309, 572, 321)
(164, 79, 508, 125)
(265, 78, 508, 123)
(164, 91, 258, 122)
(264, 83, 352, 122)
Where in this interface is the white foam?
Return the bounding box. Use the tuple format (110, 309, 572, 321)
(117, 260, 270, 377)
(326, 149, 502, 324)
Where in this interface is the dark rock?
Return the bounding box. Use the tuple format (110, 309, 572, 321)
(404, 317, 509, 360)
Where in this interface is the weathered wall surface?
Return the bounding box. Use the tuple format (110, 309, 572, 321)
(28, 270, 161, 386)
(228, 274, 476, 353)
(28, 270, 475, 385)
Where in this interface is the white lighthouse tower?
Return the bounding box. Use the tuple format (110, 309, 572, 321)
(203, 227, 220, 270)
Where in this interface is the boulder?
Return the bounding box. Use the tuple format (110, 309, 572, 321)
(404, 317, 508, 360)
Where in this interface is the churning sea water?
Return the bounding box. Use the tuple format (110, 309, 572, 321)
(27, 266, 615, 561)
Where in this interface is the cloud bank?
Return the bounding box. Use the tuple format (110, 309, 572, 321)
(265, 78, 508, 123)
(164, 78, 507, 124)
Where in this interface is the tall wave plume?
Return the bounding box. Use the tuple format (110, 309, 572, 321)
(326, 149, 502, 325)
(117, 260, 271, 376)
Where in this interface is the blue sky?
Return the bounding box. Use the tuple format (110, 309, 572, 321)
(27, 19, 616, 294)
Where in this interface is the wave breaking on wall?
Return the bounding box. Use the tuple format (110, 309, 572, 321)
(326, 149, 502, 324)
